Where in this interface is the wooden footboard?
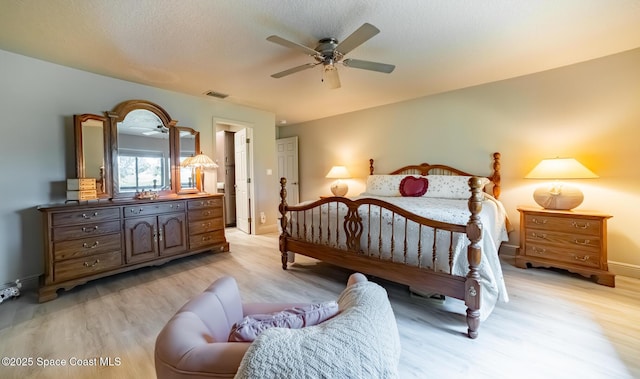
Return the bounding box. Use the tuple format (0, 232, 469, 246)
(278, 175, 488, 339)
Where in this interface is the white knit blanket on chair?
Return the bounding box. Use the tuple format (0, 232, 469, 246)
(234, 281, 401, 379)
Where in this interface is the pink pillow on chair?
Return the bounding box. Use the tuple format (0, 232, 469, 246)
(228, 301, 339, 342)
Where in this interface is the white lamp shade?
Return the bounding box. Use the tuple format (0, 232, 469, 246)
(325, 166, 351, 179)
(525, 158, 597, 179)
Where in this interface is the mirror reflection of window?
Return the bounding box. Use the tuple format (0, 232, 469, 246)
(117, 109, 171, 193)
(118, 151, 169, 191)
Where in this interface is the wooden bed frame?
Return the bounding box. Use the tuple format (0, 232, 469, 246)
(278, 152, 502, 338)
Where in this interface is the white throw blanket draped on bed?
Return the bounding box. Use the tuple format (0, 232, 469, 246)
(234, 281, 401, 379)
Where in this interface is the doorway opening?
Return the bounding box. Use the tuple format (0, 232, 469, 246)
(214, 118, 254, 235)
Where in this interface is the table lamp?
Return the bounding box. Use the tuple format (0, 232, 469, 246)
(525, 157, 598, 210)
(184, 152, 218, 193)
(326, 166, 351, 196)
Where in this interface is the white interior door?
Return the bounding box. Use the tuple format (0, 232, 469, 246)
(234, 129, 251, 234)
(276, 136, 299, 205)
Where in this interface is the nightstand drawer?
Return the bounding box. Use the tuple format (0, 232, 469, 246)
(524, 230, 601, 252)
(523, 244, 601, 269)
(524, 214, 601, 236)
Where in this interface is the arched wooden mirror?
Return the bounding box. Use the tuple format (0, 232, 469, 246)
(74, 114, 110, 198)
(74, 100, 200, 199)
(107, 100, 178, 198)
(176, 126, 201, 193)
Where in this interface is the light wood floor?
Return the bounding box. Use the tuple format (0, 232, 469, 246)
(1, 228, 639, 379)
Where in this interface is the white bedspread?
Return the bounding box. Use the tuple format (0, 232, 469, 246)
(286, 194, 510, 320)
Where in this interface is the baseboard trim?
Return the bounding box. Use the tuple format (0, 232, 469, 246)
(608, 261, 640, 280)
(2, 274, 39, 292)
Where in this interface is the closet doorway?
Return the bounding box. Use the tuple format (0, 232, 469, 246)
(215, 119, 254, 235)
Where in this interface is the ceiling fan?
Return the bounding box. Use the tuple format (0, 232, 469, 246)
(267, 23, 395, 89)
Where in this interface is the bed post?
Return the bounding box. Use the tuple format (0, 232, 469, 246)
(465, 177, 484, 339)
(279, 177, 289, 270)
(369, 159, 375, 175)
(491, 152, 501, 199)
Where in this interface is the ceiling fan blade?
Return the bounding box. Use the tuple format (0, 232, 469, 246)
(343, 58, 395, 73)
(271, 63, 317, 78)
(335, 23, 380, 55)
(266, 35, 319, 56)
(323, 65, 341, 89)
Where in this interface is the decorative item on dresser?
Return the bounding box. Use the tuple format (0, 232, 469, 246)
(38, 194, 228, 302)
(515, 206, 614, 287)
(38, 99, 229, 302)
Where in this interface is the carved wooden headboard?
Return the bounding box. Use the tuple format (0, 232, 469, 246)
(369, 152, 501, 199)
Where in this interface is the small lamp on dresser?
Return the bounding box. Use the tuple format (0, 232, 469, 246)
(525, 157, 598, 210)
(326, 166, 351, 196)
(184, 152, 218, 193)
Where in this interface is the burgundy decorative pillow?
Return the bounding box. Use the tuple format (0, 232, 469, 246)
(228, 301, 339, 342)
(399, 176, 429, 197)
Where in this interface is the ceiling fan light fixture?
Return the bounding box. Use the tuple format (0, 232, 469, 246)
(323, 64, 341, 89)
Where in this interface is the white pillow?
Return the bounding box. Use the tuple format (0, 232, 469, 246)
(365, 175, 416, 197)
(424, 175, 490, 199)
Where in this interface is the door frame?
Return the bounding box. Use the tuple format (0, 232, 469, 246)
(213, 117, 255, 234)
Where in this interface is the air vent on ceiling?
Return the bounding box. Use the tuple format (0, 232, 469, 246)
(205, 90, 229, 99)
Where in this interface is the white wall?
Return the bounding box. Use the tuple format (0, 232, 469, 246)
(0, 49, 277, 286)
(278, 48, 640, 278)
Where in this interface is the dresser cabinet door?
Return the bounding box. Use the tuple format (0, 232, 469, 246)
(158, 213, 187, 256)
(124, 216, 158, 263)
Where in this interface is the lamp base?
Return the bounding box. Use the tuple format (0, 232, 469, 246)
(533, 184, 584, 210)
(330, 180, 348, 197)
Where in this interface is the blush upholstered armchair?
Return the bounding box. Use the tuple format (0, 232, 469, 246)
(154, 276, 310, 379)
(154, 273, 399, 379)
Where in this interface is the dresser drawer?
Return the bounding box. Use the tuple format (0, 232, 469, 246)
(52, 220, 121, 242)
(523, 244, 601, 269)
(53, 233, 123, 261)
(52, 207, 120, 226)
(524, 214, 601, 236)
(524, 230, 601, 252)
(189, 217, 224, 235)
(188, 207, 223, 221)
(188, 197, 222, 210)
(124, 201, 185, 217)
(54, 250, 122, 282)
(189, 230, 225, 250)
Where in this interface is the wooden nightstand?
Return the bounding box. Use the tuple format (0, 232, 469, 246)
(515, 206, 615, 287)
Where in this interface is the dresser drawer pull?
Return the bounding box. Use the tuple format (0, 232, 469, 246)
(531, 218, 547, 225)
(201, 236, 211, 242)
(203, 211, 211, 216)
(82, 226, 99, 232)
(531, 232, 547, 239)
(573, 255, 590, 262)
(82, 241, 100, 249)
(531, 247, 546, 254)
(83, 259, 100, 267)
(571, 221, 591, 229)
(202, 222, 211, 228)
(130, 208, 144, 214)
(82, 212, 99, 219)
(573, 239, 591, 245)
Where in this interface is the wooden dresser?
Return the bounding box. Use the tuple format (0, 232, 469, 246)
(515, 206, 614, 287)
(38, 194, 228, 302)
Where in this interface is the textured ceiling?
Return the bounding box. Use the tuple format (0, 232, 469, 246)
(1, 0, 640, 125)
